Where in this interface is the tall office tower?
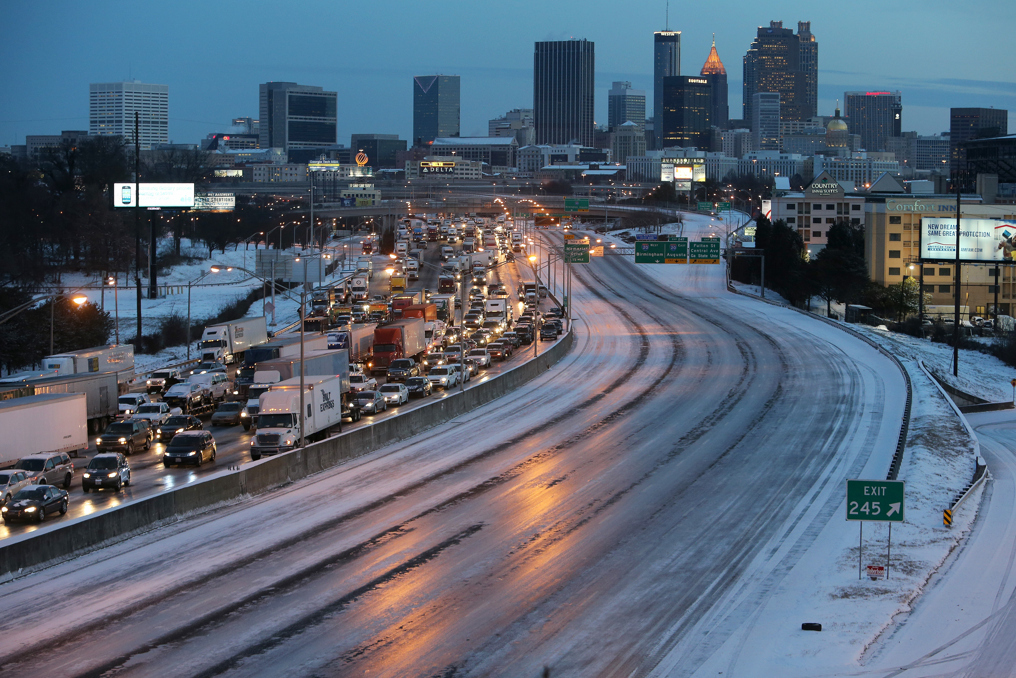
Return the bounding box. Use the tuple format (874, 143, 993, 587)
(654, 31, 681, 145)
(534, 39, 595, 146)
(752, 92, 781, 150)
(413, 75, 460, 146)
(797, 22, 818, 120)
(700, 36, 729, 129)
(950, 107, 1009, 181)
(89, 81, 168, 150)
(259, 82, 337, 162)
(661, 76, 713, 149)
(844, 91, 902, 151)
(607, 81, 646, 131)
(742, 21, 806, 126)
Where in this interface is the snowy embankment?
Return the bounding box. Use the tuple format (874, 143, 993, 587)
(586, 212, 987, 676)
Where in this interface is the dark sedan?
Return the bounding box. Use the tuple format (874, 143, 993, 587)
(405, 376, 432, 398)
(163, 431, 217, 467)
(156, 415, 203, 442)
(1, 485, 68, 524)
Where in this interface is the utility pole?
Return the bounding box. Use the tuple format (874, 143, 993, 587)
(953, 188, 961, 377)
(134, 112, 143, 344)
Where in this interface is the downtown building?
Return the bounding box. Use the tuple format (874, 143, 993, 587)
(950, 107, 1008, 187)
(259, 82, 337, 163)
(607, 81, 646, 131)
(413, 75, 460, 147)
(534, 39, 595, 147)
(742, 21, 815, 126)
(699, 37, 728, 129)
(89, 81, 168, 150)
(660, 76, 713, 149)
(653, 30, 681, 147)
(488, 109, 535, 145)
(844, 91, 902, 151)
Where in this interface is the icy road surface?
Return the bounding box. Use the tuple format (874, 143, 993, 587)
(0, 220, 906, 677)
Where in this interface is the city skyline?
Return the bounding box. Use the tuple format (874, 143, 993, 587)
(1, 0, 1012, 147)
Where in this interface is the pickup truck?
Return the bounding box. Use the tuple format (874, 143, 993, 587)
(163, 382, 209, 413)
(130, 401, 176, 428)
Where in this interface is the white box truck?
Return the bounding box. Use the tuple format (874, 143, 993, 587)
(0, 393, 88, 467)
(44, 345, 135, 384)
(199, 317, 269, 364)
(249, 374, 348, 458)
(350, 275, 369, 301)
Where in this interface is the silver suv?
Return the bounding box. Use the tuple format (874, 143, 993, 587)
(17, 452, 75, 489)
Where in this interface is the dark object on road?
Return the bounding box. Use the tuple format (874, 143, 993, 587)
(801, 622, 822, 631)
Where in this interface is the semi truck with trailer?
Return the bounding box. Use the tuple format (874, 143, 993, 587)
(327, 323, 376, 364)
(0, 371, 123, 434)
(0, 393, 88, 468)
(369, 318, 427, 375)
(244, 349, 353, 431)
(198, 317, 269, 365)
(43, 345, 135, 386)
(249, 374, 351, 458)
(233, 333, 328, 398)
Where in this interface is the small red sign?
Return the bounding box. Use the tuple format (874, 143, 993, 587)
(867, 565, 885, 580)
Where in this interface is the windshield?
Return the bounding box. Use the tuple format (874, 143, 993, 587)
(350, 375, 367, 383)
(17, 459, 44, 472)
(379, 385, 400, 393)
(373, 343, 397, 353)
(0, 473, 10, 484)
(406, 378, 425, 386)
(238, 367, 256, 380)
(88, 457, 118, 470)
(152, 371, 172, 380)
(430, 368, 449, 376)
(248, 386, 270, 399)
(105, 423, 133, 433)
(217, 403, 242, 412)
(356, 391, 377, 400)
(164, 416, 191, 427)
(166, 437, 203, 451)
(390, 360, 412, 369)
(256, 413, 298, 428)
(199, 339, 224, 348)
(119, 396, 140, 404)
(137, 404, 161, 413)
(13, 488, 47, 501)
(469, 350, 486, 356)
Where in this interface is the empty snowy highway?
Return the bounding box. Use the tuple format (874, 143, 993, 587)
(0, 218, 905, 677)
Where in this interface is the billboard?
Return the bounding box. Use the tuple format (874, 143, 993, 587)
(113, 183, 195, 208)
(921, 217, 1016, 263)
(192, 193, 236, 212)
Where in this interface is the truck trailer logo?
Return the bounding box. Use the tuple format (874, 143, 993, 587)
(320, 390, 336, 412)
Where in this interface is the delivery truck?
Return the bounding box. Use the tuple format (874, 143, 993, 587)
(249, 374, 350, 458)
(234, 333, 328, 398)
(429, 294, 456, 322)
(327, 323, 376, 363)
(369, 318, 427, 374)
(2, 370, 125, 434)
(350, 275, 369, 301)
(198, 316, 269, 364)
(43, 345, 134, 385)
(0, 393, 89, 468)
(245, 349, 352, 431)
(402, 303, 437, 322)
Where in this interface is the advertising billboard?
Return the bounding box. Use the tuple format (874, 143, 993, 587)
(921, 217, 1016, 263)
(113, 183, 195, 208)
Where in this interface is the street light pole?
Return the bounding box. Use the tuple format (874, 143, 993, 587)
(109, 276, 120, 344)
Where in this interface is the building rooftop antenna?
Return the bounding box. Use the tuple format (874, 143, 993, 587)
(666, 0, 669, 30)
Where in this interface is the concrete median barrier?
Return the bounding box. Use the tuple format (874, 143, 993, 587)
(0, 331, 573, 576)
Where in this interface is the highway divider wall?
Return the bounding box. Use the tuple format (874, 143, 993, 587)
(0, 331, 573, 576)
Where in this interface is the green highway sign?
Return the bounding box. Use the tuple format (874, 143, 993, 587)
(564, 198, 590, 212)
(534, 213, 569, 217)
(689, 240, 721, 264)
(718, 201, 732, 210)
(565, 240, 590, 264)
(846, 480, 905, 522)
(634, 238, 688, 264)
(697, 201, 714, 211)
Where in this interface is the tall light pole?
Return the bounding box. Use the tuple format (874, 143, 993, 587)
(186, 267, 224, 360)
(108, 276, 120, 344)
(294, 254, 308, 448)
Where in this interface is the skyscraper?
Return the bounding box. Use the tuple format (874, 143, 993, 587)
(661, 76, 712, 149)
(742, 21, 809, 125)
(700, 36, 728, 129)
(752, 92, 781, 151)
(654, 31, 681, 140)
(259, 82, 337, 162)
(534, 39, 595, 146)
(413, 75, 460, 147)
(607, 81, 646, 131)
(844, 91, 902, 151)
(89, 81, 168, 150)
(950, 107, 1009, 182)
(797, 22, 818, 120)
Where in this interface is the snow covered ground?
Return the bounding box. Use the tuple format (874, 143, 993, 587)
(582, 212, 991, 676)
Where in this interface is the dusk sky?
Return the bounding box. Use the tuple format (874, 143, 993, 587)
(2, 0, 1013, 147)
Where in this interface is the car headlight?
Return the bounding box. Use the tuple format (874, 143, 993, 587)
(107, 472, 118, 478)
(118, 437, 127, 444)
(241, 410, 248, 418)
(146, 380, 152, 385)
(186, 451, 197, 456)
(123, 409, 132, 415)
(25, 506, 36, 513)
(83, 473, 91, 479)
(0, 507, 6, 513)
(96, 438, 102, 445)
